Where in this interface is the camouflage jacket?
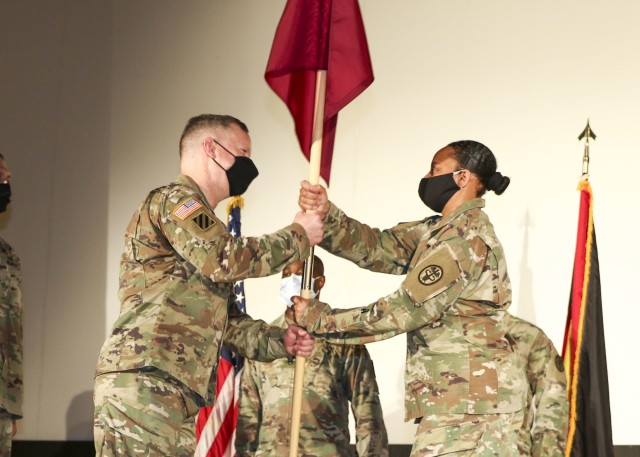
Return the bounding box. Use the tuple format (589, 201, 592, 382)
(96, 175, 311, 402)
(0, 236, 23, 418)
(298, 199, 526, 419)
(236, 313, 388, 457)
(505, 313, 568, 457)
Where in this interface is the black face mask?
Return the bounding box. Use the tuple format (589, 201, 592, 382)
(224, 156, 259, 196)
(0, 183, 11, 213)
(417, 172, 460, 213)
(212, 140, 259, 196)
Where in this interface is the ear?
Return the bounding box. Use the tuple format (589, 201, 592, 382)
(456, 169, 470, 188)
(202, 137, 216, 159)
(461, 170, 483, 195)
(315, 275, 326, 292)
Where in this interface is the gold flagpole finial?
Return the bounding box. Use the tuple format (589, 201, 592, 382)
(578, 119, 596, 178)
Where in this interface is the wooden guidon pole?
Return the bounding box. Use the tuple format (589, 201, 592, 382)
(288, 69, 326, 457)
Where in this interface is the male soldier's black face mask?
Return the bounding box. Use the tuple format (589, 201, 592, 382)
(417, 172, 460, 213)
(0, 183, 11, 213)
(212, 139, 259, 196)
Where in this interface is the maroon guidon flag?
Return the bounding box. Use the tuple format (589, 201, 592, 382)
(265, 0, 374, 184)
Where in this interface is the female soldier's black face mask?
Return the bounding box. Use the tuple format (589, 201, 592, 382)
(417, 171, 461, 213)
(212, 140, 259, 196)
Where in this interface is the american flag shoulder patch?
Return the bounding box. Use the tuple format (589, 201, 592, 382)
(173, 198, 203, 220)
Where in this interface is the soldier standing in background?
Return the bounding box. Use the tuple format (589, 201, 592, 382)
(93, 114, 323, 456)
(236, 255, 389, 457)
(295, 140, 528, 456)
(505, 313, 569, 457)
(0, 154, 23, 457)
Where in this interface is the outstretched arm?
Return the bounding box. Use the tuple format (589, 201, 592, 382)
(299, 180, 427, 275)
(293, 237, 481, 343)
(224, 307, 314, 362)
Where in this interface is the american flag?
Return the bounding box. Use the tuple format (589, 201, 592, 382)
(173, 198, 202, 220)
(195, 197, 246, 457)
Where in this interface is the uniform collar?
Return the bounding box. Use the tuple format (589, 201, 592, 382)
(431, 198, 485, 232)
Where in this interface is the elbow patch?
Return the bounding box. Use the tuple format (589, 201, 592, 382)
(403, 244, 462, 304)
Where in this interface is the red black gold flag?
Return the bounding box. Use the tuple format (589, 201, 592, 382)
(265, 0, 374, 185)
(562, 180, 614, 456)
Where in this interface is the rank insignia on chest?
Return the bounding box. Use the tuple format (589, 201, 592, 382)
(419, 265, 443, 285)
(173, 198, 203, 220)
(193, 212, 215, 231)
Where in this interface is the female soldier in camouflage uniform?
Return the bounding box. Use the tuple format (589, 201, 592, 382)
(295, 140, 527, 456)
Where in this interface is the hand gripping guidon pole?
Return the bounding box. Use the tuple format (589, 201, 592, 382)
(289, 69, 326, 457)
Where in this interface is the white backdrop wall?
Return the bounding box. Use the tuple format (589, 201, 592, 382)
(0, 0, 111, 440)
(1, 0, 638, 445)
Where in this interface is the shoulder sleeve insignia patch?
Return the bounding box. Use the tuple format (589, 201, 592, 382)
(193, 212, 216, 231)
(419, 265, 443, 285)
(403, 243, 461, 304)
(555, 354, 565, 372)
(173, 198, 203, 220)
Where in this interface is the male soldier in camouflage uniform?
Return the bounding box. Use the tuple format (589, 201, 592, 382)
(504, 313, 568, 457)
(94, 114, 323, 456)
(295, 141, 528, 456)
(0, 154, 23, 457)
(236, 255, 389, 457)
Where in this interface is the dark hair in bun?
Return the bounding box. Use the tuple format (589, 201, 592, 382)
(448, 140, 510, 196)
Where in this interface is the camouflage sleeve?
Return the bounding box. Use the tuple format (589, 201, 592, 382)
(236, 360, 261, 456)
(0, 243, 24, 419)
(344, 345, 389, 457)
(529, 334, 569, 457)
(223, 303, 288, 362)
(301, 237, 479, 344)
(155, 192, 310, 282)
(319, 203, 425, 275)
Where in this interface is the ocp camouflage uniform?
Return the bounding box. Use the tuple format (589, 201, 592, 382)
(0, 237, 23, 457)
(94, 175, 311, 456)
(504, 313, 568, 457)
(236, 314, 389, 457)
(297, 199, 527, 456)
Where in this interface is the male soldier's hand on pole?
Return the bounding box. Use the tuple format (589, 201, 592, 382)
(292, 211, 324, 246)
(283, 325, 314, 357)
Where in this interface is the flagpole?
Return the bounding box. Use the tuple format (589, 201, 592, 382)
(289, 69, 327, 457)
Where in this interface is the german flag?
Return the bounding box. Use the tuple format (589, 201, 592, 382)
(562, 180, 614, 456)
